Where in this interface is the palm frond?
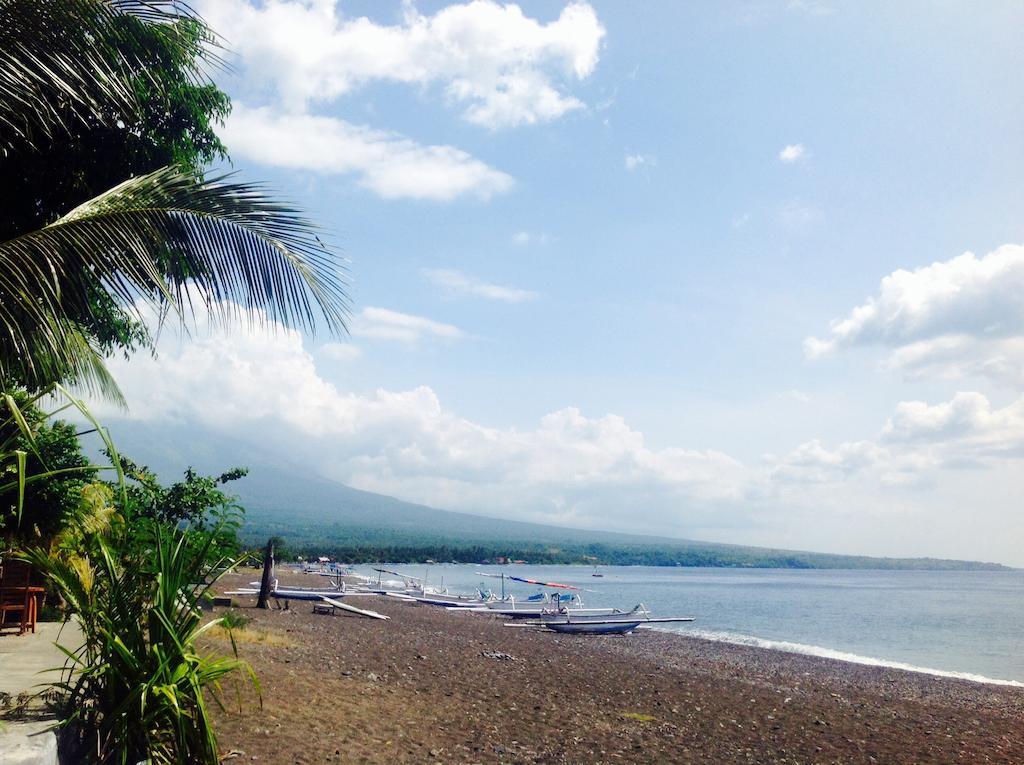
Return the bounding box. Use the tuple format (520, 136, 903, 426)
(0, 0, 219, 153)
(0, 166, 350, 394)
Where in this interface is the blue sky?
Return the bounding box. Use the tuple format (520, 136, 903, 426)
(104, 1, 1024, 564)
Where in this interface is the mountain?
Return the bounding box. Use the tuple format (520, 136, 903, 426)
(98, 421, 1009, 570)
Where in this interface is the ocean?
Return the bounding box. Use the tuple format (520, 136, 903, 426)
(353, 564, 1024, 685)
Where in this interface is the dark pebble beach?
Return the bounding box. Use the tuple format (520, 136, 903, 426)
(209, 571, 1024, 764)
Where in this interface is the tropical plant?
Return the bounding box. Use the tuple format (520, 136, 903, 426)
(20, 520, 256, 764)
(117, 456, 247, 530)
(1, 4, 346, 761)
(114, 456, 249, 562)
(0, 392, 96, 541)
(1, 386, 121, 541)
(0, 0, 349, 400)
(1, 0, 230, 239)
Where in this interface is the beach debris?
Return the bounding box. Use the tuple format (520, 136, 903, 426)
(481, 650, 516, 661)
(622, 712, 658, 723)
(319, 595, 390, 620)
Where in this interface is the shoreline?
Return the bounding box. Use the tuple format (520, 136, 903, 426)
(208, 571, 1024, 764)
(643, 625, 1024, 688)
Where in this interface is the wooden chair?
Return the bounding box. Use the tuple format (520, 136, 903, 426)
(0, 560, 33, 635)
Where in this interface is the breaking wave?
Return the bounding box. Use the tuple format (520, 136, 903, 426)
(647, 627, 1024, 688)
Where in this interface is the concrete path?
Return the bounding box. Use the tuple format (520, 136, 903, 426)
(0, 622, 78, 698)
(0, 622, 80, 765)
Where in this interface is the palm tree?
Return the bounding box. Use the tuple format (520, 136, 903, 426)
(2, 4, 349, 761)
(0, 0, 350, 401)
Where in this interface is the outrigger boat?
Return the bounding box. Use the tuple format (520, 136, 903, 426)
(535, 604, 694, 635)
(226, 579, 348, 601)
(224, 580, 390, 620)
(406, 589, 497, 607)
(356, 568, 498, 607)
(466, 573, 619, 619)
(481, 600, 620, 619)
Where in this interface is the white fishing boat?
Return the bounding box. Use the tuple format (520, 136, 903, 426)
(538, 604, 695, 635)
(226, 579, 350, 601)
(406, 589, 497, 607)
(360, 568, 448, 597)
(478, 596, 619, 619)
(466, 572, 618, 618)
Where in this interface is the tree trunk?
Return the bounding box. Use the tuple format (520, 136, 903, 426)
(256, 539, 275, 609)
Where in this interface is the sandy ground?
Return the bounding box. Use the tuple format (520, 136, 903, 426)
(207, 571, 1024, 765)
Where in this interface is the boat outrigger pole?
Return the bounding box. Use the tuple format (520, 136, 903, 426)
(475, 572, 583, 590)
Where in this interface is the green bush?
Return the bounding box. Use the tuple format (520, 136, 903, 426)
(219, 609, 252, 632)
(21, 521, 258, 764)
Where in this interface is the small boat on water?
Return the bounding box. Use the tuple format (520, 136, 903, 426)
(537, 604, 695, 635)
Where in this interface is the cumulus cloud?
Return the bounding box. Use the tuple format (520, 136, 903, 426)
(95, 305, 747, 533)
(805, 244, 1024, 384)
(624, 153, 655, 171)
(770, 437, 931, 488)
(352, 307, 464, 343)
(195, 1, 604, 200)
(223, 105, 513, 201)
(882, 392, 1024, 458)
(778, 143, 806, 163)
(774, 391, 1024, 489)
(421, 268, 538, 303)
(199, 0, 605, 129)
(90, 302, 1024, 559)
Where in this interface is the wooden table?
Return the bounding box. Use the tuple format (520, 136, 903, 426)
(0, 585, 44, 635)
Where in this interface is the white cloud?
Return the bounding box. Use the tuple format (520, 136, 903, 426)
(771, 438, 897, 485)
(774, 391, 1024, 489)
(805, 244, 1024, 384)
(778, 143, 807, 163)
(882, 392, 1024, 457)
(624, 153, 655, 171)
(199, 0, 605, 129)
(91, 303, 1024, 561)
(511, 230, 549, 245)
(223, 104, 513, 201)
(321, 342, 363, 362)
(422, 268, 538, 303)
(352, 307, 464, 343)
(95, 306, 746, 535)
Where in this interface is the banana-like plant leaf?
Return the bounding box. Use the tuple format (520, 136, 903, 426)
(1, 167, 349, 397)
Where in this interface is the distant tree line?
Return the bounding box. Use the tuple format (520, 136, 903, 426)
(247, 533, 1007, 570)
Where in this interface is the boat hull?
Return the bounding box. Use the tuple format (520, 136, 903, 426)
(481, 606, 619, 619)
(544, 621, 642, 635)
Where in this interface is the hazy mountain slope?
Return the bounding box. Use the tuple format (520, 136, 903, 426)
(100, 422, 1008, 570)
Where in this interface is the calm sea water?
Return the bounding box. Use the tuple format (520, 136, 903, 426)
(352, 565, 1024, 685)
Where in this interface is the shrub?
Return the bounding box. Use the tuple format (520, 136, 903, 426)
(21, 521, 258, 764)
